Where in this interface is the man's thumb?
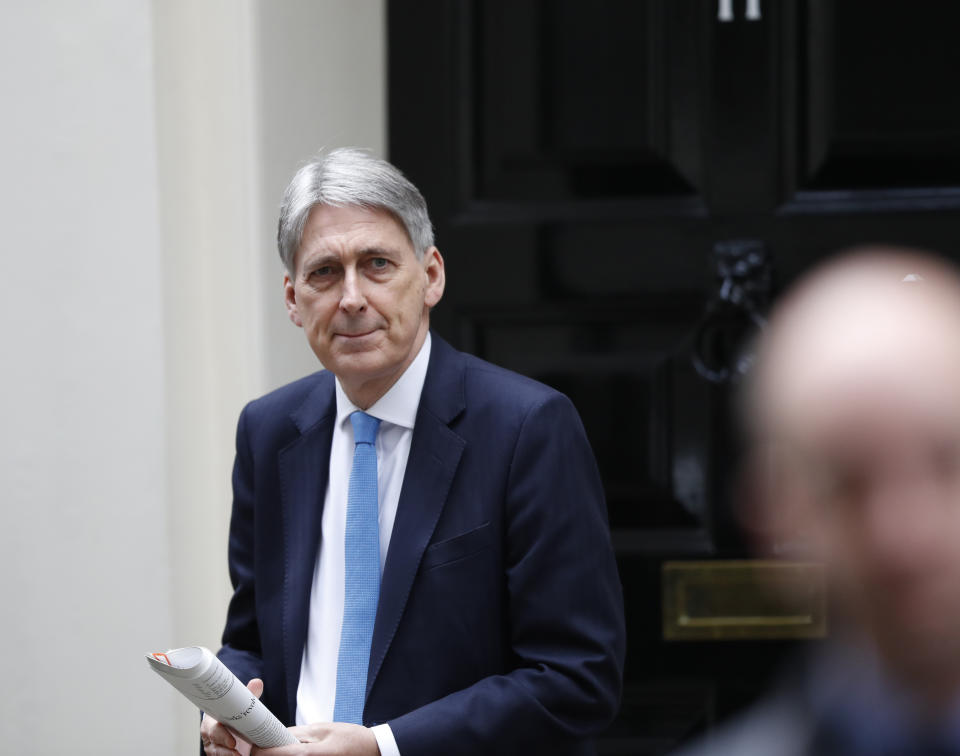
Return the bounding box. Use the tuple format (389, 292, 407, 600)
(247, 678, 264, 699)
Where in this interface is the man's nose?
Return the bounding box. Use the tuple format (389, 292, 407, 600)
(339, 268, 367, 313)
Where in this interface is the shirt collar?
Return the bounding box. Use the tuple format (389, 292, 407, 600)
(334, 331, 432, 431)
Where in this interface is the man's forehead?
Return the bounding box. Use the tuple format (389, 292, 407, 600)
(751, 250, 960, 435)
(303, 203, 406, 239)
(295, 203, 414, 265)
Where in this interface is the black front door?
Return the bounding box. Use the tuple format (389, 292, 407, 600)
(388, 1, 960, 751)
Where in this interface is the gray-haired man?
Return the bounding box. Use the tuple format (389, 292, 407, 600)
(201, 149, 626, 756)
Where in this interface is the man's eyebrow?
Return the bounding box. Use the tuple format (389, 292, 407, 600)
(357, 245, 399, 258)
(301, 252, 340, 268)
(301, 245, 399, 270)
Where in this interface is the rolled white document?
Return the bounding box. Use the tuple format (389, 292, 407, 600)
(146, 646, 298, 748)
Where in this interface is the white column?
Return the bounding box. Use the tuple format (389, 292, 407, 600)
(152, 0, 268, 750)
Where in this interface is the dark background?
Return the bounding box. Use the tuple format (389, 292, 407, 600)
(387, 1, 960, 752)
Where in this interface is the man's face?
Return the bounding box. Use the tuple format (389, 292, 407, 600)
(284, 204, 444, 407)
(750, 257, 960, 688)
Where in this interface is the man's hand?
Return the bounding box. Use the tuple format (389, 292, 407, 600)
(200, 678, 264, 756)
(250, 722, 379, 756)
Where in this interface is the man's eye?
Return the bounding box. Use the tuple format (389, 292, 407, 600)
(371, 257, 389, 270)
(309, 266, 332, 277)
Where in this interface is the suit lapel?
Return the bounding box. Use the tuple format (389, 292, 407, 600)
(366, 336, 467, 698)
(278, 375, 336, 720)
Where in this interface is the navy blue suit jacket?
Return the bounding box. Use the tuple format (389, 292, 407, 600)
(217, 335, 626, 755)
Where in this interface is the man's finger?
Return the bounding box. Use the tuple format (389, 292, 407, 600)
(246, 677, 264, 699)
(203, 742, 239, 756)
(209, 724, 238, 749)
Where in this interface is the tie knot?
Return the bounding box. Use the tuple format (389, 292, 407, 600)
(350, 411, 381, 446)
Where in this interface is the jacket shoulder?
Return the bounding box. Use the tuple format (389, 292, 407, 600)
(458, 350, 567, 410)
(238, 370, 333, 440)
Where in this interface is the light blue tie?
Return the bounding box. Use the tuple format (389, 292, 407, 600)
(333, 410, 381, 724)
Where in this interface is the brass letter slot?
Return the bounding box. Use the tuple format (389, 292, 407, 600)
(662, 560, 827, 641)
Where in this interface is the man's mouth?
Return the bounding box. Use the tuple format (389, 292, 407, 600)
(336, 328, 377, 339)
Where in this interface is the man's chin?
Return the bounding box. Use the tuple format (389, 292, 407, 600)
(332, 330, 383, 352)
(324, 345, 394, 382)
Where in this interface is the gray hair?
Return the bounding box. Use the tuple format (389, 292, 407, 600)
(277, 147, 434, 272)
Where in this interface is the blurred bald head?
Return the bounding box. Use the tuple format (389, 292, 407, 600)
(745, 247, 960, 705)
(749, 248, 960, 444)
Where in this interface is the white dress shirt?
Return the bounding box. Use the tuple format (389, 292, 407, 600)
(295, 333, 431, 756)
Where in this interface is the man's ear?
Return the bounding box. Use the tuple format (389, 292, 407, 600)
(422, 247, 446, 308)
(283, 273, 303, 327)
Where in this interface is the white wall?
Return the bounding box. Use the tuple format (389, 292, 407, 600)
(0, 0, 176, 751)
(0, 1, 385, 753)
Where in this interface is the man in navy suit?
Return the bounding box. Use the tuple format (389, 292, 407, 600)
(201, 148, 625, 756)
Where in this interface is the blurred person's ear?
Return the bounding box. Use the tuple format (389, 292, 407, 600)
(734, 440, 821, 560)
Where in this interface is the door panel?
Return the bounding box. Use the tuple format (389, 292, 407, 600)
(476, 0, 704, 200)
(802, 1, 960, 190)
